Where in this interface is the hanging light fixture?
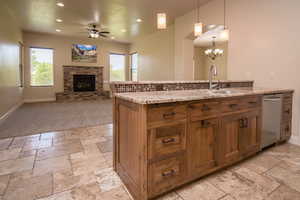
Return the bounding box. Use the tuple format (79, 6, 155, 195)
(157, 13, 167, 29)
(221, 0, 229, 40)
(194, 0, 203, 37)
(205, 36, 224, 61)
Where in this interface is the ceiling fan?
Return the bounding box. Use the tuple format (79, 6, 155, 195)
(87, 24, 110, 39)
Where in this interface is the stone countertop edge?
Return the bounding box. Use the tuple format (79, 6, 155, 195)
(110, 80, 254, 85)
(114, 87, 294, 105)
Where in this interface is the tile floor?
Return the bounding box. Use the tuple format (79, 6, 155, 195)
(0, 124, 299, 200)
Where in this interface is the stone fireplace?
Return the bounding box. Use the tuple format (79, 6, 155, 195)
(56, 66, 104, 101)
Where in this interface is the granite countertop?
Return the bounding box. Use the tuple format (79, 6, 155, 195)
(114, 87, 294, 104)
(110, 80, 254, 85)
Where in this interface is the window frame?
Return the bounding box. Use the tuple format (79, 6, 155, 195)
(129, 52, 138, 81)
(29, 47, 54, 87)
(109, 52, 126, 82)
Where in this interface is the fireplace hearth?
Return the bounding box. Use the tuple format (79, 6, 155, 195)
(73, 74, 96, 92)
(56, 66, 104, 101)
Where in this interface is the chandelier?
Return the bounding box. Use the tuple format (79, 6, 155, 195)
(204, 37, 224, 61)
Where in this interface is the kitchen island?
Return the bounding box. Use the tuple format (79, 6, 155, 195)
(113, 87, 293, 200)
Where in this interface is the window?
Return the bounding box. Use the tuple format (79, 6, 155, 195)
(30, 47, 54, 86)
(109, 53, 126, 81)
(130, 53, 138, 81)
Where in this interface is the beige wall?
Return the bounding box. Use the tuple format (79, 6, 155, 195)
(23, 32, 130, 101)
(0, 5, 23, 119)
(175, 0, 300, 143)
(129, 26, 175, 81)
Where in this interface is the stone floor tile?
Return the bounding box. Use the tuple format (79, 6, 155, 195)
(219, 195, 235, 200)
(53, 169, 97, 194)
(70, 151, 107, 176)
(36, 141, 83, 161)
(234, 167, 280, 195)
(37, 190, 74, 200)
(236, 153, 281, 174)
(34, 156, 71, 176)
(0, 148, 21, 162)
(98, 186, 132, 200)
(96, 140, 113, 153)
(177, 179, 225, 200)
(265, 185, 300, 200)
(0, 139, 13, 151)
(70, 182, 102, 200)
(53, 138, 81, 146)
(266, 165, 300, 193)
(19, 149, 36, 158)
(157, 192, 182, 200)
(40, 131, 65, 140)
(95, 167, 122, 192)
(3, 172, 52, 200)
(209, 170, 267, 200)
(9, 135, 40, 149)
(23, 139, 52, 151)
(0, 175, 9, 195)
(0, 156, 35, 176)
(64, 128, 88, 140)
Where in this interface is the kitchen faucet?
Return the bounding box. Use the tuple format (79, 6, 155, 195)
(209, 64, 219, 90)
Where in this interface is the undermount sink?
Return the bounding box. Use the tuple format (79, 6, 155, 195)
(209, 89, 233, 95)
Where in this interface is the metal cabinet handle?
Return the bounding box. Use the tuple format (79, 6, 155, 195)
(163, 112, 175, 119)
(201, 120, 211, 127)
(162, 138, 176, 144)
(229, 104, 238, 108)
(285, 109, 290, 114)
(239, 119, 244, 128)
(248, 101, 257, 105)
(243, 118, 248, 128)
(162, 169, 175, 177)
(201, 104, 211, 112)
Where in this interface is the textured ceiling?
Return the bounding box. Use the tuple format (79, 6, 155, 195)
(3, 0, 212, 43)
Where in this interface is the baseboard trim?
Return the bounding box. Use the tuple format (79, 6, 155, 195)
(289, 134, 300, 146)
(24, 98, 56, 103)
(0, 101, 23, 124)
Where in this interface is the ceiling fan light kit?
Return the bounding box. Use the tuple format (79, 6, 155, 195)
(87, 24, 110, 39)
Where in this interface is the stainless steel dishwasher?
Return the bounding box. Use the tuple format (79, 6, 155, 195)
(261, 94, 283, 149)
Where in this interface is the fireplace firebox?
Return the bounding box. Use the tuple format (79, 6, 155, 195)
(73, 74, 96, 92)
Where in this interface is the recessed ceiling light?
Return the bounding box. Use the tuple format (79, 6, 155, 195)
(121, 29, 127, 33)
(56, 19, 63, 23)
(136, 18, 142, 23)
(111, 36, 115, 40)
(56, 2, 64, 7)
(56, 29, 61, 32)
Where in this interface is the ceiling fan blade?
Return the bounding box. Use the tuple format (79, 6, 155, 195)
(99, 31, 110, 34)
(99, 33, 108, 38)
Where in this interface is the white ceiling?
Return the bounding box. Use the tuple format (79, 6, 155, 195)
(4, 0, 212, 43)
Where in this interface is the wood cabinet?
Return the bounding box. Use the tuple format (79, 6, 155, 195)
(114, 92, 292, 200)
(280, 92, 293, 141)
(189, 118, 218, 177)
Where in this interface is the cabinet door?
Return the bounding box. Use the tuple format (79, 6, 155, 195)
(239, 110, 261, 157)
(189, 118, 218, 177)
(219, 114, 244, 165)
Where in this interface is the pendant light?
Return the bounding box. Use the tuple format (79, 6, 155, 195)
(157, 13, 167, 29)
(194, 0, 203, 37)
(221, 0, 229, 40)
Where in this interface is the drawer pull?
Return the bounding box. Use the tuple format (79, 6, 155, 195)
(229, 104, 238, 108)
(163, 112, 176, 119)
(201, 104, 211, 111)
(248, 101, 257, 105)
(201, 120, 211, 127)
(162, 169, 175, 177)
(285, 109, 290, 114)
(162, 138, 176, 144)
(239, 119, 244, 128)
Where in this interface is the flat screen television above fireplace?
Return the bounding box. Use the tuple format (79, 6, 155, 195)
(73, 74, 96, 92)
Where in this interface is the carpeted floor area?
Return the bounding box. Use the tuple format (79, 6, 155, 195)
(0, 99, 112, 139)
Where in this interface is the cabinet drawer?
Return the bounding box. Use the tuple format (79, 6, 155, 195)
(282, 103, 292, 121)
(148, 123, 186, 160)
(221, 96, 261, 113)
(148, 155, 186, 197)
(188, 101, 220, 120)
(148, 104, 186, 125)
(281, 120, 292, 140)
